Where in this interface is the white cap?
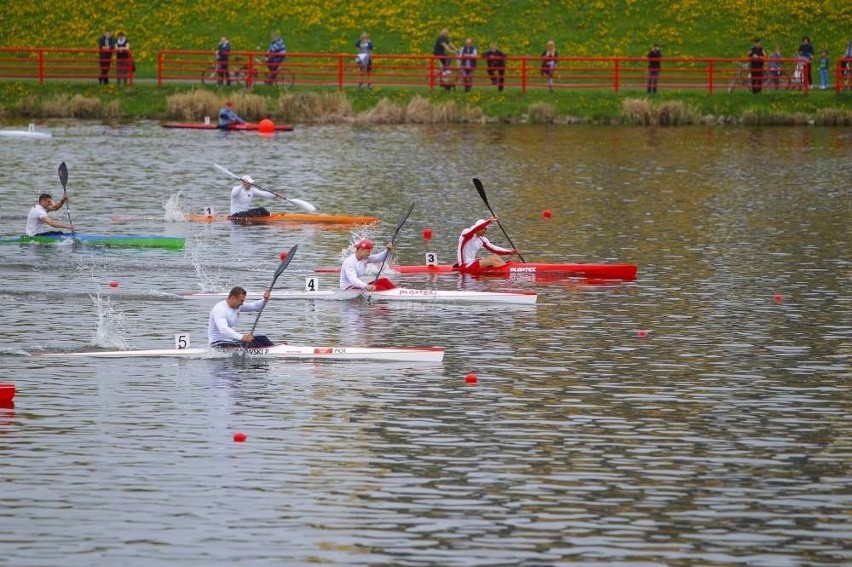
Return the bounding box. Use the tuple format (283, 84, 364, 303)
(241, 175, 253, 184)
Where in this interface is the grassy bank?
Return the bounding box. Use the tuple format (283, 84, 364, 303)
(1, 81, 850, 126)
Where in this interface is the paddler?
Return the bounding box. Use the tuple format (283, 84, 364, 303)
(217, 100, 246, 128)
(229, 174, 283, 219)
(456, 217, 518, 271)
(208, 286, 273, 348)
(26, 192, 74, 236)
(340, 239, 395, 292)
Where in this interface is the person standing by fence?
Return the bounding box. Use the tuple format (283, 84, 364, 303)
(748, 38, 766, 94)
(355, 31, 374, 88)
(647, 43, 661, 94)
(265, 32, 286, 85)
(482, 43, 506, 91)
(97, 30, 115, 84)
(817, 49, 829, 89)
(433, 28, 457, 91)
(115, 31, 131, 85)
(459, 38, 478, 92)
(798, 36, 814, 85)
(216, 36, 231, 86)
(541, 40, 558, 91)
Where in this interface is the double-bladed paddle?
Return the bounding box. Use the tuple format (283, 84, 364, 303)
(214, 163, 317, 213)
(248, 243, 298, 337)
(472, 177, 525, 262)
(57, 162, 75, 235)
(374, 201, 415, 283)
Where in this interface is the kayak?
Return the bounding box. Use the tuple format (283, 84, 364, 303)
(0, 124, 51, 139)
(161, 122, 294, 131)
(186, 212, 378, 225)
(0, 233, 185, 250)
(316, 261, 638, 281)
(36, 343, 444, 363)
(181, 287, 537, 305)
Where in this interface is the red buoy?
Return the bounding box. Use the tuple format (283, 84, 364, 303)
(0, 383, 15, 402)
(465, 373, 478, 384)
(773, 294, 783, 303)
(233, 432, 247, 442)
(258, 118, 275, 134)
(543, 209, 552, 219)
(637, 330, 649, 337)
(109, 280, 119, 288)
(423, 227, 433, 240)
(280, 251, 288, 260)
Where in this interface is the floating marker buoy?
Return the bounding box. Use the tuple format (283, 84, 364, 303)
(423, 227, 432, 240)
(258, 118, 275, 134)
(637, 330, 649, 337)
(465, 373, 478, 384)
(109, 280, 119, 288)
(543, 209, 552, 219)
(233, 432, 247, 442)
(0, 383, 15, 402)
(280, 251, 288, 260)
(773, 294, 783, 303)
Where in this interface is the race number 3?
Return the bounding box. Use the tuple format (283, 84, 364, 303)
(425, 252, 438, 266)
(175, 334, 190, 350)
(305, 277, 318, 292)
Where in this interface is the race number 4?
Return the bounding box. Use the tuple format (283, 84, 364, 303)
(305, 277, 319, 292)
(425, 252, 438, 266)
(175, 333, 190, 350)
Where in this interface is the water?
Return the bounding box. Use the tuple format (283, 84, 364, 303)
(0, 121, 849, 566)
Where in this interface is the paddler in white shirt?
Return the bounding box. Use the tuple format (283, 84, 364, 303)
(208, 286, 273, 348)
(26, 192, 74, 236)
(229, 174, 283, 219)
(456, 217, 517, 271)
(340, 239, 395, 291)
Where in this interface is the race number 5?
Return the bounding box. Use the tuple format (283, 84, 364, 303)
(425, 252, 438, 266)
(305, 277, 318, 292)
(175, 334, 190, 350)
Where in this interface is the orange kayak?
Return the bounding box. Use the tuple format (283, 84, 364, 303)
(186, 212, 378, 225)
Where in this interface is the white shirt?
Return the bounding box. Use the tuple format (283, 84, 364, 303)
(339, 249, 389, 290)
(457, 223, 513, 267)
(208, 298, 266, 344)
(25, 204, 50, 236)
(230, 185, 277, 214)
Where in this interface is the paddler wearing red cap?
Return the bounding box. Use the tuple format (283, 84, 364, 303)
(217, 100, 246, 128)
(340, 239, 395, 291)
(457, 216, 518, 271)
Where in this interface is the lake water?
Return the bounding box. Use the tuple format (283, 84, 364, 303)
(0, 121, 850, 566)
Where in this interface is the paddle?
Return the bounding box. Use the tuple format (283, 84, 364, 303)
(374, 201, 415, 284)
(247, 243, 298, 337)
(57, 162, 75, 235)
(472, 177, 525, 262)
(214, 163, 317, 213)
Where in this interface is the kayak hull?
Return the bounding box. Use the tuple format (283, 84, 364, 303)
(36, 344, 444, 363)
(161, 122, 294, 131)
(181, 287, 537, 305)
(316, 262, 638, 281)
(186, 212, 378, 225)
(0, 234, 185, 250)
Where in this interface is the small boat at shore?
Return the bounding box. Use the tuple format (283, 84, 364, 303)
(0, 123, 51, 140)
(316, 261, 638, 281)
(181, 287, 537, 305)
(0, 233, 185, 250)
(161, 122, 294, 131)
(35, 343, 444, 363)
(185, 212, 378, 225)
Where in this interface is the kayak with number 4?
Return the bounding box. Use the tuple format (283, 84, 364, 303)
(180, 287, 537, 305)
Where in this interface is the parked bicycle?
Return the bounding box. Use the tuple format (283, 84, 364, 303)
(201, 58, 248, 86)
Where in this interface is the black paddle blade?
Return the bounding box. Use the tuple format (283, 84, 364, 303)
(392, 201, 416, 242)
(472, 178, 490, 208)
(58, 162, 68, 190)
(271, 244, 298, 288)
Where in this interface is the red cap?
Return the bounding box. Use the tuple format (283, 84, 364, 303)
(226, 101, 233, 107)
(354, 239, 373, 250)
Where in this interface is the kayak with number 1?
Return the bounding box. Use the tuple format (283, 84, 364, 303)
(185, 212, 379, 225)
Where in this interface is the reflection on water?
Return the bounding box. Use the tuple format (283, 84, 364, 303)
(0, 122, 849, 566)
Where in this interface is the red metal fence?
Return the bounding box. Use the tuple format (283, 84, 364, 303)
(3, 47, 852, 94)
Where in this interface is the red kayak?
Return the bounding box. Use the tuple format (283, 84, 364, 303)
(161, 122, 294, 131)
(316, 261, 637, 281)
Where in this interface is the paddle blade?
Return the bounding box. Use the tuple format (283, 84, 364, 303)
(472, 178, 489, 208)
(58, 162, 68, 190)
(393, 201, 416, 241)
(214, 163, 240, 180)
(270, 244, 298, 288)
(287, 198, 317, 213)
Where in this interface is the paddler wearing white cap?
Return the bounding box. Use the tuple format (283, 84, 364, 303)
(229, 174, 284, 218)
(456, 216, 518, 271)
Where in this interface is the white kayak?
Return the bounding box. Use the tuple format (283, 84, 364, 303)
(181, 287, 537, 305)
(35, 343, 445, 363)
(0, 124, 52, 140)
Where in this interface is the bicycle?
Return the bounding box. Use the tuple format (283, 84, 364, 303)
(726, 63, 750, 93)
(201, 61, 248, 86)
(261, 61, 295, 88)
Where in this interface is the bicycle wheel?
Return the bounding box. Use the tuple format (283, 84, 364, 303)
(201, 66, 217, 86)
(279, 68, 295, 88)
(231, 68, 247, 87)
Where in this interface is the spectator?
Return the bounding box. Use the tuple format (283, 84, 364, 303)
(97, 30, 115, 84)
(459, 38, 477, 92)
(768, 46, 783, 89)
(355, 31, 374, 88)
(647, 43, 661, 94)
(817, 49, 829, 89)
(433, 28, 457, 91)
(748, 38, 766, 94)
(844, 40, 852, 90)
(265, 32, 286, 85)
(541, 40, 558, 91)
(218, 101, 246, 128)
(115, 31, 131, 85)
(216, 36, 231, 86)
(798, 36, 814, 85)
(482, 43, 506, 92)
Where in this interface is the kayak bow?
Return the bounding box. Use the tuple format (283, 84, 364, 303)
(0, 233, 185, 250)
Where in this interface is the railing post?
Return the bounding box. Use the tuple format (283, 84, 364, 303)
(246, 55, 253, 87)
(521, 58, 526, 94)
(38, 49, 44, 85)
(614, 58, 619, 94)
(338, 54, 343, 90)
(428, 58, 435, 91)
(708, 61, 714, 94)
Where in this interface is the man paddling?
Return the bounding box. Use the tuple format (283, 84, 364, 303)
(340, 239, 395, 292)
(229, 175, 284, 219)
(217, 101, 246, 128)
(26, 193, 74, 236)
(456, 217, 518, 271)
(208, 286, 274, 348)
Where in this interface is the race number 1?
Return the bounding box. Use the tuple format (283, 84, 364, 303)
(425, 252, 438, 266)
(203, 206, 215, 216)
(175, 334, 190, 350)
(305, 277, 318, 292)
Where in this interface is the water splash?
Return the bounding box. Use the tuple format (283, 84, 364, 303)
(163, 191, 187, 222)
(89, 293, 130, 349)
(186, 238, 223, 292)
